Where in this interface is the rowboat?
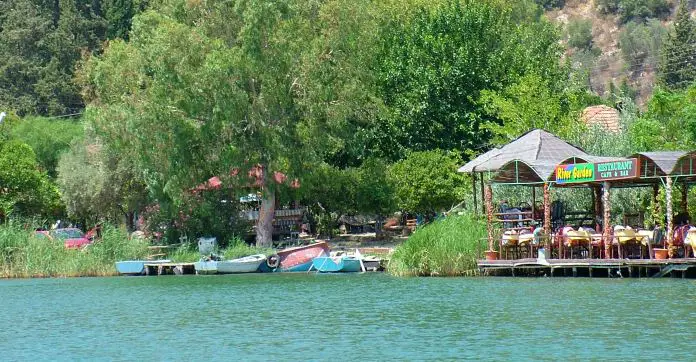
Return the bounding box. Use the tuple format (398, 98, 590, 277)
(267, 241, 330, 272)
(361, 255, 383, 271)
(217, 254, 267, 273)
(312, 255, 362, 273)
(194, 254, 267, 274)
(115, 259, 171, 275)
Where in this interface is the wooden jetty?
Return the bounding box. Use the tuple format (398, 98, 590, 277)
(144, 262, 196, 276)
(477, 258, 696, 278)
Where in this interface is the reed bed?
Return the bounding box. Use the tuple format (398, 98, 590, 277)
(0, 223, 148, 278)
(388, 214, 487, 277)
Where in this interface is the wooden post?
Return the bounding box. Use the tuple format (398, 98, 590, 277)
(485, 183, 494, 251)
(592, 186, 601, 230)
(653, 184, 659, 226)
(666, 177, 674, 258)
(480, 173, 485, 214)
(531, 186, 536, 222)
(543, 183, 551, 250)
(603, 182, 612, 259)
(682, 182, 688, 217)
(472, 173, 478, 215)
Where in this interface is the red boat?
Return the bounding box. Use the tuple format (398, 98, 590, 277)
(266, 241, 330, 272)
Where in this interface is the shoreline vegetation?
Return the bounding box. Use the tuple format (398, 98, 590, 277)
(388, 214, 487, 277)
(0, 223, 274, 278)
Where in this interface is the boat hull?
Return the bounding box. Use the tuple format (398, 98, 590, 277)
(312, 256, 362, 273)
(216, 255, 267, 274)
(115, 260, 171, 275)
(276, 241, 330, 272)
(194, 261, 218, 275)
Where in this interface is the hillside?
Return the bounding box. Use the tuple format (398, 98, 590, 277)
(547, 0, 695, 105)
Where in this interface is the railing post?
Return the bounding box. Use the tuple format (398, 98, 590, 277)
(603, 182, 612, 259)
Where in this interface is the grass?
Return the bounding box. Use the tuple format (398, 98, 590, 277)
(388, 213, 487, 277)
(169, 237, 275, 263)
(0, 222, 149, 278)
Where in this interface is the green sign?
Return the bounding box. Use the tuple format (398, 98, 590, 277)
(556, 159, 639, 184)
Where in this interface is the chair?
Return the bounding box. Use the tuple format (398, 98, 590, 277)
(517, 229, 535, 258)
(500, 230, 520, 259)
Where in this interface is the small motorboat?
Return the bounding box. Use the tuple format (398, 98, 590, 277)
(115, 259, 171, 276)
(266, 241, 330, 272)
(312, 255, 363, 273)
(194, 254, 267, 274)
(361, 255, 383, 271)
(216, 254, 267, 274)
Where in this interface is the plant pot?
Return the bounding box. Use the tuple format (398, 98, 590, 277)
(485, 250, 499, 261)
(654, 248, 668, 260)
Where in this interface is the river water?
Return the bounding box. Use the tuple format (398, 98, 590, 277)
(1, 274, 695, 361)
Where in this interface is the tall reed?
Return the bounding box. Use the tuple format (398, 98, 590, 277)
(388, 214, 487, 277)
(0, 223, 148, 278)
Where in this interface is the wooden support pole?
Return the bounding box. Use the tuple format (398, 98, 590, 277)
(666, 177, 674, 258)
(653, 184, 660, 227)
(543, 183, 551, 250)
(485, 183, 494, 252)
(472, 173, 478, 215)
(593, 186, 601, 231)
(603, 182, 612, 259)
(682, 182, 688, 217)
(532, 186, 537, 222)
(480, 173, 485, 214)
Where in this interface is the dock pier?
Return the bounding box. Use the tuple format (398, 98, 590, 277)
(144, 262, 196, 276)
(477, 258, 696, 278)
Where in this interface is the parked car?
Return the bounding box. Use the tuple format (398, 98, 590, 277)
(37, 228, 93, 249)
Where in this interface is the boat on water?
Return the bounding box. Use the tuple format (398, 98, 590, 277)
(312, 255, 363, 273)
(194, 254, 267, 274)
(361, 255, 383, 271)
(115, 259, 171, 275)
(267, 241, 330, 272)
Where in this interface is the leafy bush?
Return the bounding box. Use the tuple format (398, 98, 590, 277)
(597, 0, 671, 23)
(619, 19, 667, 67)
(388, 214, 487, 277)
(535, 0, 566, 10)
(388, 150, 467, 214)
(567, 19, 594, 50)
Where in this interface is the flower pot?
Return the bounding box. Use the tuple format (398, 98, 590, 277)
(485, 250, 499, 261)
(654, 248, 668, 260)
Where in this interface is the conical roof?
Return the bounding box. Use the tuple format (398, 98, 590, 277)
(458, 129, 590, 181)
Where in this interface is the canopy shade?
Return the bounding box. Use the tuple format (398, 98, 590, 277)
(634, 152, 696, 177)
(458, 129, 591, 183)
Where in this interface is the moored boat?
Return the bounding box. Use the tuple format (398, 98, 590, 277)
(216, 254, 267, 274)
(361, 255, 383, 271)
(115, 259, 171, 275)
(268, 241, 330, 272)
(312, 255, 362, 273)
(193, 260, 218, 275)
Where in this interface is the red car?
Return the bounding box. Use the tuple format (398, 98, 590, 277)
(35, 228, 93, 249)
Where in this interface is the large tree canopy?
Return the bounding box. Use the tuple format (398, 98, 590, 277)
(371, 0, 566, 160)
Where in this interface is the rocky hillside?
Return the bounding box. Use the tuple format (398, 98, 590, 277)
(546, 0, 695, 105)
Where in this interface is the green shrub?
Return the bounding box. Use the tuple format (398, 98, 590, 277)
(597, 0, 671, 23)
(388, 214, 487, 277)
(619, 19, 667, 66)
(567, 19, 594, 50)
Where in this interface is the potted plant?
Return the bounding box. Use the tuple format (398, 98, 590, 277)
(484, 250, 499, 260)
(653, 248, 668, 260)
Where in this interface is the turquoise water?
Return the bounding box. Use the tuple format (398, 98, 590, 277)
(1, 274, 696, 360)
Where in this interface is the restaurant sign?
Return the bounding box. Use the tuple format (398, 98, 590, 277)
(555, 158, 639, 184)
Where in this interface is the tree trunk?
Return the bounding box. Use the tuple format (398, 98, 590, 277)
(603, 182, 612, 259)
(125, 211, 135, 232)
(256, 187, 275, 248)
(666, 176, 674, 257)
(484, 183, 493, 251)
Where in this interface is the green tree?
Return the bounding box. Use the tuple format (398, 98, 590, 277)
(0, 140, 61, 221)
(374, 0, 565, 160)
(388, 150, 466, 214)
(10, 116, 83, 178)
(81, 1, 341, 246)
(480, 74, 577, 145)
(659, 0, 696, 89)
(0, 0, 107, 116)
(619, 19, 667, 67)
(56, 138, 148, 230)
(567, 19, 594, 50)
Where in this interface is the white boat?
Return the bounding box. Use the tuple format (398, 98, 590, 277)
(194, 254, 267, 274)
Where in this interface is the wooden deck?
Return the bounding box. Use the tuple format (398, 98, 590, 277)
(144, 262, 196, 276)
(477, 258, 696, 278)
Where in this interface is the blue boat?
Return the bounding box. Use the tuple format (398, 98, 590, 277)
(311, 256, 363, 273)
(115, 260, 171, 275)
